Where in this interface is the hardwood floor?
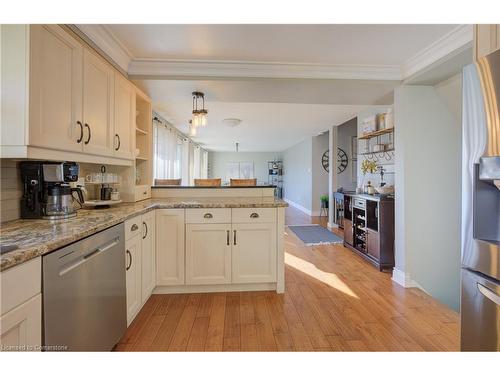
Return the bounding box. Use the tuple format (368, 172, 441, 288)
(115, 206, 460, 351)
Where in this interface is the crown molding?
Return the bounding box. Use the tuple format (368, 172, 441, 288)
(75, 24, 133, 73)
(401, 24, 473, 80)
(128, 59, 401, 81)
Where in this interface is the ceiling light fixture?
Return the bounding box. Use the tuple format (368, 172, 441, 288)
(223, 118, 242, 127)
(191, 91, 208, 128)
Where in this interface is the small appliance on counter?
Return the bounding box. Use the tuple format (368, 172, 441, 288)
(20, 161, 85, 220)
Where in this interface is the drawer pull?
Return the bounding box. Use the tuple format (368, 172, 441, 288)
(250, 212, 259, 218)
(204, 213, 213, 219)
(126, 250, 132, 270)
(131, 223, 139, 232)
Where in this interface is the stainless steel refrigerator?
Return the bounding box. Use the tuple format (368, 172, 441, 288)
(461, 49, 500, 351)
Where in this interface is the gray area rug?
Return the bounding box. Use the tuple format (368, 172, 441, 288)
(287, 224, 343, 246)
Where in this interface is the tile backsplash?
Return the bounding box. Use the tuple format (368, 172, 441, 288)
(0, 160, 22, 222)
(0, 160, 134, 223)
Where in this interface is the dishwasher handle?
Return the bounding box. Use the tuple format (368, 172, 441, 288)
(59, 238, 120, 276)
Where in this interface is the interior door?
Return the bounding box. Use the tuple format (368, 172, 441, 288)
(82, 49, 114, 157)
(185, 224, 231, 285)
(232, 223, 277, 283)
(114, 73, 135, 159)
(29, 25, 83, 152)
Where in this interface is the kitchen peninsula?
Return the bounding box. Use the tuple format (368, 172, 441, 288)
(0, 185, 287, 335)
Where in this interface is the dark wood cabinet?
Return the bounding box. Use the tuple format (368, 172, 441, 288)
(344, 219, 353, 245)
(366, 228, 380, 261)
(342, 194, 394, 271)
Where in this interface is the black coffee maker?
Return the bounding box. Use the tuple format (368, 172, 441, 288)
(20, 161, 85, 219)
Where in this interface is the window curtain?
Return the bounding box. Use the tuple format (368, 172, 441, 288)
(153, 119, 180, 180)
(201, 150, 208, 178)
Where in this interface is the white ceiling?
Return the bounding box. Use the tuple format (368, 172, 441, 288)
(77, 24, 472, 152)
(134, 78, 394, 151)
(151, 100, 367, 152)
(106, 24, 457, 66)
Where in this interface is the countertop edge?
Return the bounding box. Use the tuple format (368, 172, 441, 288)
(0, 200, 288, 272)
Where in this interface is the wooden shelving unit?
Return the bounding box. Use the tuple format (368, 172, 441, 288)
(358, 127, 394, 140)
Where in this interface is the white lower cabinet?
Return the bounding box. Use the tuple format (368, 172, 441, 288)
(125, 234, 142, 325)
(0, 258, 42, 351)
(232, 223, 277, 283)
(141, 211, 155, 303)
(0, 294, 42, 351)
(186, 224, 232, 285)
(156, 209, 185, 286)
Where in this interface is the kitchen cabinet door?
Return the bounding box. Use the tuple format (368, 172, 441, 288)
(0, 294, 41, 351)
(29, 24, 83, 152)
(156, 209, 185, 286)
(185, 224, 232, 285)
(82, 48, 114, 157)
(113, 72, 135, 160)
(141, 211, 155, 304)
(344, 219, 353, 245)
(366, 228, 380, 261)
(232, 223, 277, 283)
(125, 235, 142, 326)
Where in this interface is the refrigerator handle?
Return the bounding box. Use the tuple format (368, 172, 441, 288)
(477, 283, 500, 306)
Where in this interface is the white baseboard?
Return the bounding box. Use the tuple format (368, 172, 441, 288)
(391, 268, 424, 290)
(283, 198, 313, 216)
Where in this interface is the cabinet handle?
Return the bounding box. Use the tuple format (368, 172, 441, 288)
(115, 134, 121, 151)
(226, 230, 230, 246)
(250, 212, 259, 218)
(204, 213, 213, 219)
(142, 222, 148, 239)
(76, 121, 84, 143)
(143, 191, 147, 195)
(126, 249, 132, 270)
(233, 230, 237, 245)
(84, 123, 91, 144)
(131, 223, 139, 232)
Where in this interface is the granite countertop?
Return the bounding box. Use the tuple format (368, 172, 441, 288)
(0, 197, 288, 272)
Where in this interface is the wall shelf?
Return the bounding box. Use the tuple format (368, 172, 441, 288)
(358, 128, 394, 140)
(136, 156, 149, 161)
(359, 148, 394, 156)
(136, 127, 148, 135)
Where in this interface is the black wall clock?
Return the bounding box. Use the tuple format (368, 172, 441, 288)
(321, 148, 349, 174)
(337, 148, 348, 173)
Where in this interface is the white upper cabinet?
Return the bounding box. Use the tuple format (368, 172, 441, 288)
(29, 24, 83, 152)
(82, 49, 114, 157)
(114, 73, 135, 160)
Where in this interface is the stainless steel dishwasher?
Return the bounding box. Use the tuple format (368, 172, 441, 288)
(43, 223, 126, 351)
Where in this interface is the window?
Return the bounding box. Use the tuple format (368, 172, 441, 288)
(153, 118, 182, 180)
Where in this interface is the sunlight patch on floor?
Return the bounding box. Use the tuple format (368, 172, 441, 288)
(284, 252, 359, 299)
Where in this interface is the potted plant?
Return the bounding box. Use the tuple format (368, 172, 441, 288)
(320, 195, 329, 209)
(359, 159, 378, 192)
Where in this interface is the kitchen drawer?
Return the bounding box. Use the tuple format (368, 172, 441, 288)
(353, 198, 366, 210)
(0, 258, 41, 316)
(232, 208, 276, 223)
(125, 215, 142, 241)
(135, 185, 151, 202)
(185, 208, 231, 224)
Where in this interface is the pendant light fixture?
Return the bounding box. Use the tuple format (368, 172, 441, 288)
(192, 91, 208, 128)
